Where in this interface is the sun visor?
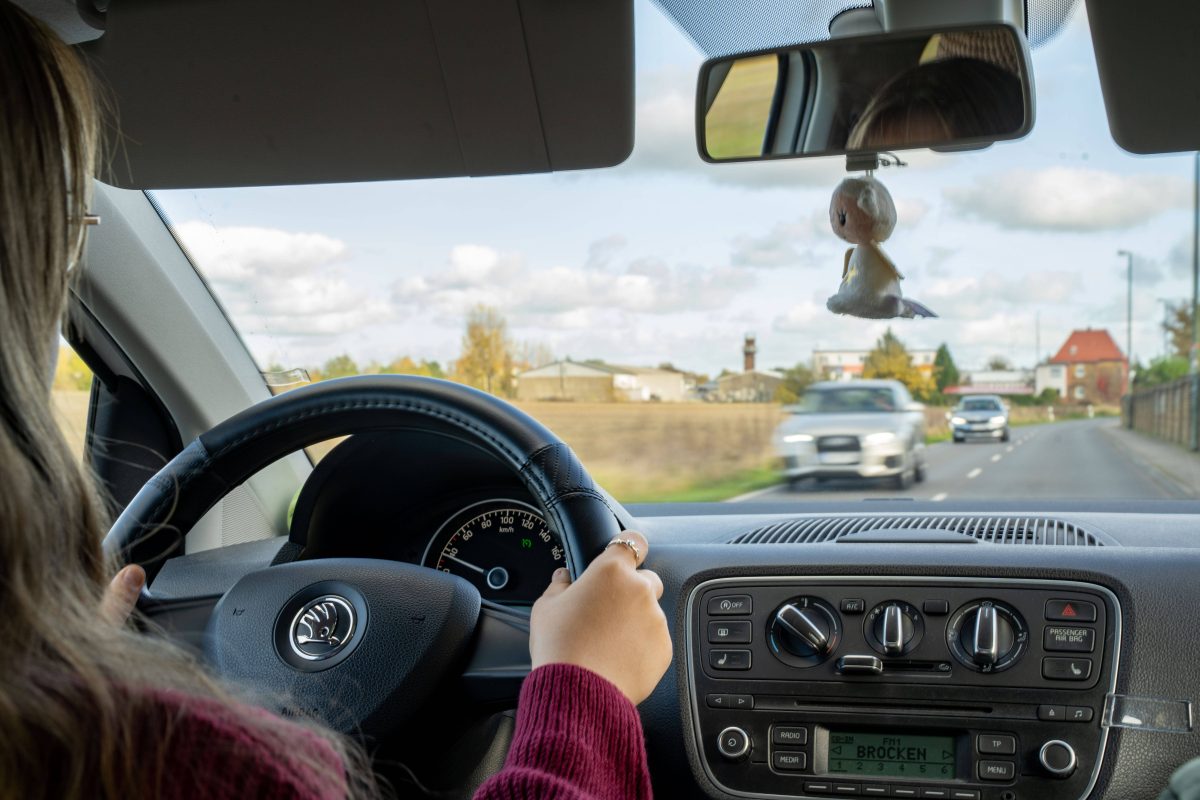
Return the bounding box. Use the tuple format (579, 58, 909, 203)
(1085, 0, 1200, 154)
(78, 0, 632, 188)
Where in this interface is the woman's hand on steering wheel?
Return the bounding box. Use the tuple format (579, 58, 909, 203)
(102, 564, 146, 625)
(528, 531, 671, 706)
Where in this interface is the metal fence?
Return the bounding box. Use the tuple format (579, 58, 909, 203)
(1123, 375, 1200, 449)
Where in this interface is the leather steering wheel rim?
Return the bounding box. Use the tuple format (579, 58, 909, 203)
(102, 374, 621, 584)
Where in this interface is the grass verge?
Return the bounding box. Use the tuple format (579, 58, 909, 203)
(607, 464, 780, 504)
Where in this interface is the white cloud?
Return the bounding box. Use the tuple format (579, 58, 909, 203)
(392, 240, 755, 320)
(944, 167, 1190, 231)
(731, 211, 830, 268)
(174, 221, 391, 337)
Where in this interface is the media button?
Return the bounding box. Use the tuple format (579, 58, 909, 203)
(1046, 599, 1096, 622)
(773, 750, 806, 771)
(977, 734, 1016, 755)
(950, 791, 981, 800)
(772, 726, 808, 746)
(920, 788, 950, 798)
(890, 787, 919, 798)
(709, 595, 752, 615)
(1042, 657, 1092, 681)
(1067, 706, 1094, 722)
(832, 784, 861, 795)
(709, 649, 752, 670)
(862, 786, 888, 796)
(803, 782, 833, 794)
(978, 760, 1016, 781)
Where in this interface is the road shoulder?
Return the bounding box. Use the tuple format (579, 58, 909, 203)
(1100, 421, 1200, 499)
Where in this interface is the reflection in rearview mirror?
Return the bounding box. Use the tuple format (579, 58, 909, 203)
(699, 24, 1033, 162)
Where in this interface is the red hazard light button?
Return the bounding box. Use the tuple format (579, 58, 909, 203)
(1045, 599, 1097, 623)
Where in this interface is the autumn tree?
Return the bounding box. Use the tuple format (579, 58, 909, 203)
(384, 356, 446, 378)
(1165, 302, 1196, 360)
(863, 328, 936, 400)
(320, 354, 360, 380)
(774, 363, 816, 404)
(455, 305, 515, 397)
(985, 355, 1013, 371)
(933, 344, 959, 393)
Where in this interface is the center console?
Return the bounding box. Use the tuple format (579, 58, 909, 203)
(685, 577, 1119, 800)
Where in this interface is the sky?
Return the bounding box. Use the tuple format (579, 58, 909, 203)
(152, 0, 1198, 379)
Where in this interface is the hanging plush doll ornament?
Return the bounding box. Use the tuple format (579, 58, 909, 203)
(825, 175, 936, 319)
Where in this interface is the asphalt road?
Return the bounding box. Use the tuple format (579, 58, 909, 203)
(743, 418, 1180, 503)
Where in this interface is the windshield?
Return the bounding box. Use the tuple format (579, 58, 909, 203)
(959, 398, 1003, 412)
(802, 388, 897, 414)
(145, 0, 1198, 506)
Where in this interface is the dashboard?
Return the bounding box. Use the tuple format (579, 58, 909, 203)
(149, 430, 1200, 800)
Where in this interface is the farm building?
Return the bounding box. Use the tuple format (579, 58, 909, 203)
(515, 360, 688, 402)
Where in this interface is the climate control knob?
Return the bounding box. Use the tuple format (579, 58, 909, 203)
(865, 600, 924, 656)
(947, 600, 1028, 672)
(768, 597, 841, 668)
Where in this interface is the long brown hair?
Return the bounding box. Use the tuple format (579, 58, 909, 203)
(0, 4, 378, 797)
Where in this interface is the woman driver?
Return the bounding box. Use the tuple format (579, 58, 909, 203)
(0, 4, 671, 798)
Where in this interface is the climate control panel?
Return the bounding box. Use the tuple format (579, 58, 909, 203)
(688, 577, 1118, 800)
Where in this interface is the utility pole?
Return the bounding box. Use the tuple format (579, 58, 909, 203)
(1118, 249, 1133, 372)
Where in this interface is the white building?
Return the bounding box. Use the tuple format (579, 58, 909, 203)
(813, 348, 937, 382)
(515, 360, 688, 402)
(1035, 363, 1068, 399)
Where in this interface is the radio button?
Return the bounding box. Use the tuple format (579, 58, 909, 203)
(709, 649, 752, 670)
(1067, 706, 1094, 722)
(920, 789, 950, 798)
(1042, 657, 1092, 680)
(1037, 704, 1067, 721)
(1046, 599, 1096, 622)
(773, 750, 807, 771)
(978, 760, 1016, 781)
(804, 782, 833, 794)
(977, 734, 1016, 755)
(709, 595, 752, 615)
(950, 791, 981, 800)
(1043, 625, 1095, 652)
(832, 784, 861, 795)
(862, 786, 889, 796)
(772, 726, 808, 746)
(708, 620, 752, 644)
(890, 788, 919, 797)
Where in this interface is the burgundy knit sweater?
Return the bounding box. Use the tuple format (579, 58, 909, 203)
(146, 664, 651, 799)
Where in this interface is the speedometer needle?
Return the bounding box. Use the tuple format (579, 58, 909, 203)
(442, 553, 487, 575)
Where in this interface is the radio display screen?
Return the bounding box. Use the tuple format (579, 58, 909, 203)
(828, 731, 956, 778)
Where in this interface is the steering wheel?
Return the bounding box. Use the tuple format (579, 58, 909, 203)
(101, 375, 621, 736)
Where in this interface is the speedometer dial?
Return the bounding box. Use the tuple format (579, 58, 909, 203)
(422, 500, 567, 604)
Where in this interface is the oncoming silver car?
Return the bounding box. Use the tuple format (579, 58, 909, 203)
(775, 380, 927, 490)
(950, 395, 1011, 443)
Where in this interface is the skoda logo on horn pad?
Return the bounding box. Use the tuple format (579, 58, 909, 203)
(289, 595, 357, 661)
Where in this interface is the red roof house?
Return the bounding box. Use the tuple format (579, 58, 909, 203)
(1048, 329, 1128, 404)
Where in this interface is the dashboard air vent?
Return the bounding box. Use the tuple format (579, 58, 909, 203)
(729, 516, 1106, 546)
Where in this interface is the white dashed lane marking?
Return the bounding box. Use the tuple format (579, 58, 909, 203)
(967, 467, 983, 479)
(991, 454, 1002, 463)
(931, 492, 948, 502)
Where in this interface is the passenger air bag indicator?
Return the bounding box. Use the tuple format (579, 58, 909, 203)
(1043, 626, 1096, 652)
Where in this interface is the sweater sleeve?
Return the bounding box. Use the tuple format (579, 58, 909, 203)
(473, 664, 653, 800)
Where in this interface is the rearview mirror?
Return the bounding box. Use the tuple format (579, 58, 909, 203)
(698, 24, 1033, 162)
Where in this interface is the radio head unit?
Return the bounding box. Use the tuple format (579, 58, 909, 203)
(686, 577, 1119, 800)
